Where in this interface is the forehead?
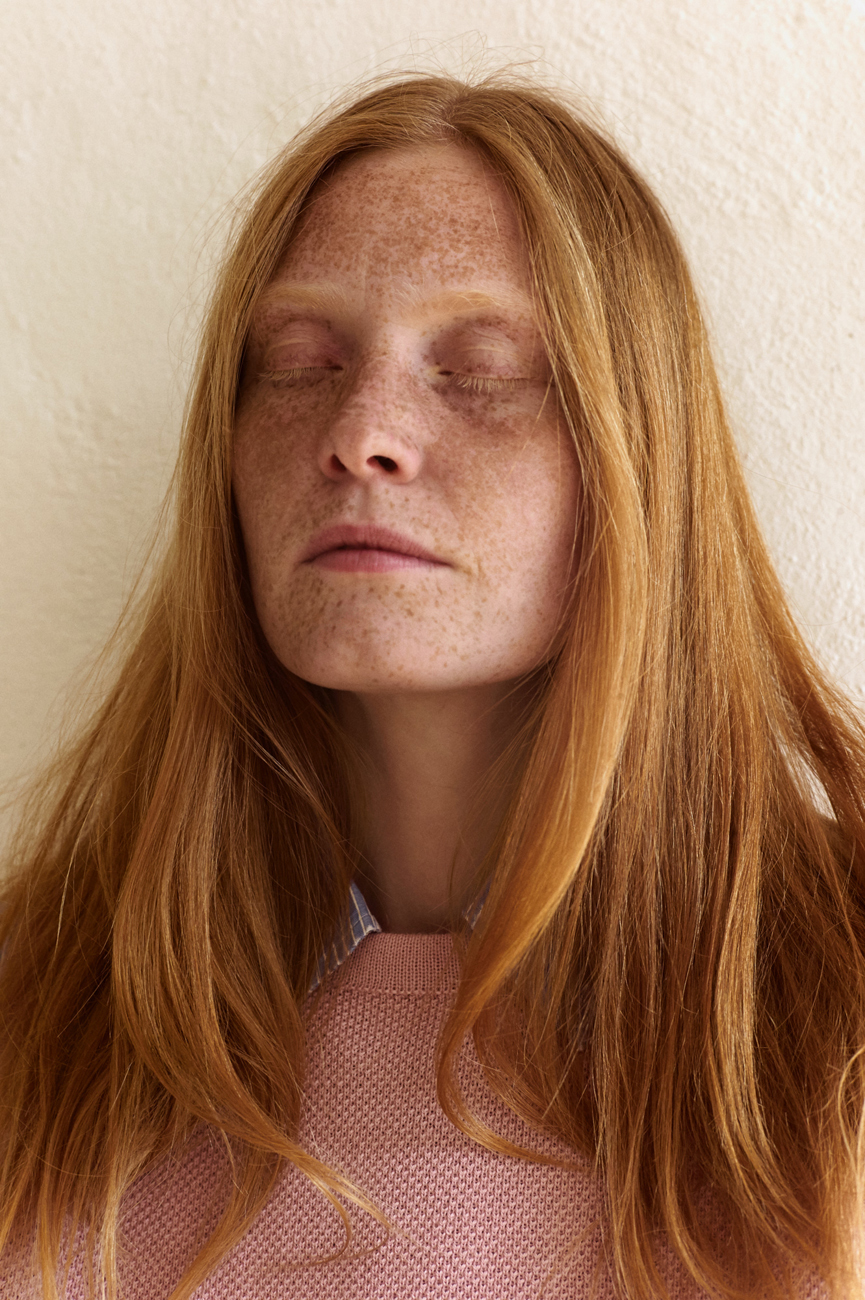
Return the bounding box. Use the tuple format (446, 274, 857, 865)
(275, 143, 531, 302)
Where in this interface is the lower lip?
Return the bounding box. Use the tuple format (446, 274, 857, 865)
(310, 548, 444, 573)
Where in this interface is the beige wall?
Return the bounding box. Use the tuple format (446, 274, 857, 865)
(1, 0, 863, 822)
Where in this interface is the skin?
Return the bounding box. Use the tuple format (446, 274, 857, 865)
(233, 143, 580, 932)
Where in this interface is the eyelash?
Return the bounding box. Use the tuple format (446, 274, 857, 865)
(258, 367, 526, 394)
(449, 373, 523, 394)
(258, 367, 337, 384)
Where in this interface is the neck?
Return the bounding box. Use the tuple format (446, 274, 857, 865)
(336, 683, 527, 933)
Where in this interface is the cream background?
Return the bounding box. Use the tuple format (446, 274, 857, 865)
(1, 0, 863, 825)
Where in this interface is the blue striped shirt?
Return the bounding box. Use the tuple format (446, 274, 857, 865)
(310, 880, 487, 993)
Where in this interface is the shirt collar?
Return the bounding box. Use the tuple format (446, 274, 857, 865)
(310, 879, 487, 993)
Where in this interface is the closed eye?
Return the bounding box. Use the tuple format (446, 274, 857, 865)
(259, 365, 342, 385)
(261, 367, 529, 394)
(444, 373, 526, 395)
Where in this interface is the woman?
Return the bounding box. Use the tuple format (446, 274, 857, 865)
(2, 73, 864, 1300)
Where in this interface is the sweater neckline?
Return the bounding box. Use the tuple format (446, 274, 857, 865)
(324, 930, 460, 996)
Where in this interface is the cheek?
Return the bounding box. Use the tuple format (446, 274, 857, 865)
(231, 390, 322, 558)
(233, 386, 318, 484)
(231, 416, 278, 577)
(447, 411, 579, 575)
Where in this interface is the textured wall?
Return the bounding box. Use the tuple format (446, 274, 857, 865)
(1, 0, 863, 817)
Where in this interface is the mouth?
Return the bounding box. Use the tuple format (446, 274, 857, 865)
(301, 523, 448, 572)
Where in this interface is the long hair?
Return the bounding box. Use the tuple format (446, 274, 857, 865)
(2, 72, 865, 1300)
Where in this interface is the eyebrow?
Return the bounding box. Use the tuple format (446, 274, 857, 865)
(255, 281, 537, 324)
(255, 282, 351, 316)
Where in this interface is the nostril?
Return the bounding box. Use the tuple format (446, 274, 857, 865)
(372, 455, 398, 472)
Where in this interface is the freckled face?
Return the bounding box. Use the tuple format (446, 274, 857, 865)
(232, 143, 580, 693)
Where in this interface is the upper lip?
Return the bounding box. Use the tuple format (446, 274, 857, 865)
(301, 523, 448, 565)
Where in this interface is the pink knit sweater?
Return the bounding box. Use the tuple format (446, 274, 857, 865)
(7, 933, 829, 1298)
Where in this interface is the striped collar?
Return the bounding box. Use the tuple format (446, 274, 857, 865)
(310, 879, 487, 993)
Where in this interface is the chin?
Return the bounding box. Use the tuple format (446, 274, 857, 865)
(287, 665, 468, 694)
(282, 653, 537, 697)
(268, 629, 547, 695)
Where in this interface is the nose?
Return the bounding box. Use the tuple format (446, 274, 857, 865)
(317, 360, 424, 484)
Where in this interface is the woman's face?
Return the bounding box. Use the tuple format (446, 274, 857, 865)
(232, 143, 579, 694)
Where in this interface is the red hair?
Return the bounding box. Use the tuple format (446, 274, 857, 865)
(2, 72, 864, 1299)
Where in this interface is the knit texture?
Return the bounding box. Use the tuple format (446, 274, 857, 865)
(6, 933, 829, 1298)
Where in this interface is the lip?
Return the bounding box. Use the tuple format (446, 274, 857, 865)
(301, 523, 448, 568)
